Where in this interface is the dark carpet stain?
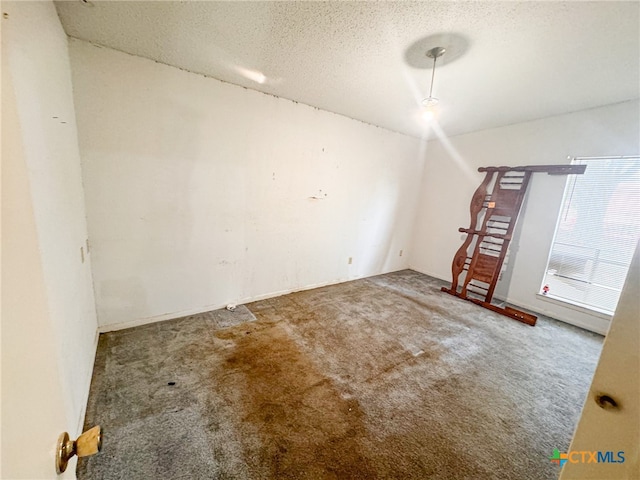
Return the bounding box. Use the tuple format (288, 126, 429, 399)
(214, 322, 377, 479)
(78, 270, 603, 480)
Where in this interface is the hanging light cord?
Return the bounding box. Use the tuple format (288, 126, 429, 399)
(428, 54, 438, 99)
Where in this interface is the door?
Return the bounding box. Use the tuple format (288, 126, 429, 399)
(2, 1, 103, 476)
(559, 240, 640, 479)
(2, 64, 75, 479)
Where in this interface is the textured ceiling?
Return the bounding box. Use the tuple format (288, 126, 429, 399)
(55, 1, 639, 139)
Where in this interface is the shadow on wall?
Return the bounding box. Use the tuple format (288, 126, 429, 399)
(493, 189, 530, 302)
(358, 182, 401, 275)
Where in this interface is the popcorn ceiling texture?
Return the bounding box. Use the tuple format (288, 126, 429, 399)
(54, 1, 639, 139)
(79, 270, 602, 479)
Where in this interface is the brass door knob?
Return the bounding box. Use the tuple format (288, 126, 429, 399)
(56, 425, 102, 474)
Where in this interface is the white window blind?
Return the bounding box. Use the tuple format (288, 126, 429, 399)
(542, 156, 640, 314)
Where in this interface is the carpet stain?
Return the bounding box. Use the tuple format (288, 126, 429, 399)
(215, 322, 377, 479)
(79, 271, 604, 480)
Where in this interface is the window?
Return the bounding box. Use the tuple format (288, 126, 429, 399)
(541, 156, 640, 314)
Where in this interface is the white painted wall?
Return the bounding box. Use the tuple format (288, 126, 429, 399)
(1, 2, 98, 477)
(410, 100, 640, 334)
(68, 39, 425, 330)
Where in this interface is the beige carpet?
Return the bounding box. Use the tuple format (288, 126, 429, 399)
(79, 270, 603, 479)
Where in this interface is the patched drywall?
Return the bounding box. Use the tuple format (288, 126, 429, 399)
(410, 100, 640, 334)
(69, 39, 425, 329)
(1, 1, 98, 477)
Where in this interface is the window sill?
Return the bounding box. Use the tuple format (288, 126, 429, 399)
(535, 293, 614, 320)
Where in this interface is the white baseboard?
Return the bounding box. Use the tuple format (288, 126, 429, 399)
(98, 302, 241, 333)
(407, 266, 608, 335)
(98, 268, 405, 333)
(503, 297, 609, 335)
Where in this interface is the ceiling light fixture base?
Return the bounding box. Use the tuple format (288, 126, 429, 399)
(426, 47, 446, 59)
(422, 97, 439, 107)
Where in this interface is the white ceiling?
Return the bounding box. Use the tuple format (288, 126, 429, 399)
(55, 1, 639, 139)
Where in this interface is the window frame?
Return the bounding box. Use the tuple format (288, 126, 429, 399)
(540, 155, 640, 315)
